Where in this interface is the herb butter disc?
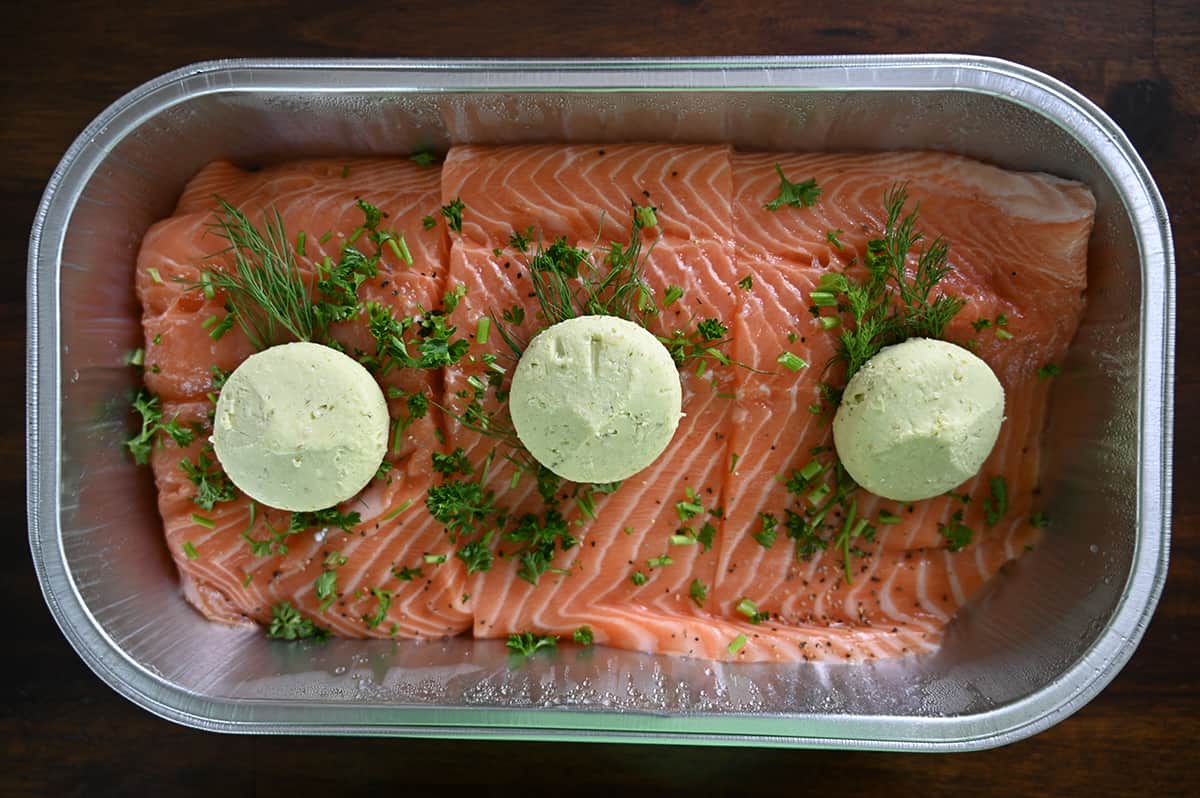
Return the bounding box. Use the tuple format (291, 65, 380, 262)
(509, 315, 683, 484)
(212, 342, 389, 512)
(832, 338, 1005, 502)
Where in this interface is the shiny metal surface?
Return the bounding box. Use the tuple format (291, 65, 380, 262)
(27, 57, 1173, 749)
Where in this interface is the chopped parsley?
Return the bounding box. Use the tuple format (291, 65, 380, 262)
(425, 479, 495, 535)
(180, 450, 237, 511)
(410, 150, 438, 167)
(314, 569, 338, 610)
(764, 163, 821, 211)
(506, 631, 557, 657)
(753, 513, 778, 549)
(456, 535, 495, 574)
(939, 509, 974, 551)
(431, 447, 473, 476)
(688, 578, 708, 607)
(267, 601, 330, 641)
(363, 587, 392, 629)
(737, 274, 753, 290)
(631, 571, 648, 586)
(440, 197, 465, 233)
(290, 507, 360, 535)
(393, 565, 424, 581)
(422, 214, 436, 230)
(1037, 363, 1062, 380)
(573, 626, 594, 646)
(826, 229, 844, 249)
(124, 390, 196, 464)
(982, 476, 1009, 526)
(1030, 512, 1051, 528)
(505, 510, 577, 585)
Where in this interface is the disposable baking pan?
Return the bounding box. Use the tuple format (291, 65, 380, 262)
(27, 57, 1174, 749)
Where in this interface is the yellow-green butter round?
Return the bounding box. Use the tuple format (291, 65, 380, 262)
(212, 341, 389, 512)
(509, 315, 683, 484)
(832, 338, 1005, 502)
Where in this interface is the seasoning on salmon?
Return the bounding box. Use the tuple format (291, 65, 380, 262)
(131, 146, 1095, 662)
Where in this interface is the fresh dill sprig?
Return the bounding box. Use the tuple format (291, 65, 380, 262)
(198, 198, 319, 350)
(517, 202, 659, 329)
(818, 184, 966, 382)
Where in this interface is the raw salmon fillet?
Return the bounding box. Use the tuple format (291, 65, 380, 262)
(137, 158, 472, 639)
(133, 146, 1094, 662)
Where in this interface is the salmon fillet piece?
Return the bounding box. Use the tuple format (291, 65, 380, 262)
(715, 152, 1095, 661)
(136, 158, 472, 639)
(440, 144, 745, 658)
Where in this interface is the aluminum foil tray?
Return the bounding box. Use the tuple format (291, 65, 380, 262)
(27, 57, 1174, 749)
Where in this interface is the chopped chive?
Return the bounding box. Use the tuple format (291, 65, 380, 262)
(382, 499, 413, 521)
(348, 225, 365, 244)
(663, 285, 685, 306)
(809, 290, 837, 307)
(878, 509, 902, 525)
(200, 273, 215, 300)
(510, 470, 521, 489)
(799, 461, 824, 481)
(727, 634, 747, 655)
(730, 452, 740, 473)
(826, 229, 844, 249)
(126, 348, 145, 367)
(818, 316, 840, 330)
(319, 230, 333, 244)
(476, 317, 491, 344)
(669, 534, 696, 546)
(423, 553, 447, 564)
(735, 597, 758, 617)
(191, 513, 214, 529)
(806, 484, 830, 506)
(777, 351, 808, 371)
(737, 274, 753, 290)
(386, 235, 413, 266)
(241, 572, 253, 587)
(296, 231, 307, 256)
(696, 359, 708, 377)
(995, 328, 1014, 341)
(147, 267, 163, 284)
(647, 555, 674, 569)
(201, 315, 218, 329)
(182, 541, 199, 560)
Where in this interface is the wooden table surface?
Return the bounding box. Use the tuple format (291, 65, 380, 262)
(4, 1, 1196, 795)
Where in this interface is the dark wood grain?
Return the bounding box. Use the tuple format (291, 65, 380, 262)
(4, 1, 1196, 795)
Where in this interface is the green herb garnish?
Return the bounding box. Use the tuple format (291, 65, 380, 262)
(267, 601, 330, 641)
(506, 631, 557, 657)
(764, 163, 821, 211)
